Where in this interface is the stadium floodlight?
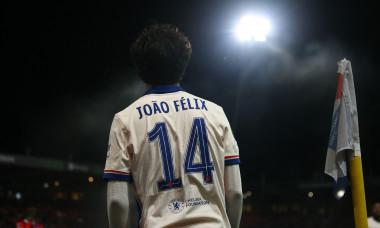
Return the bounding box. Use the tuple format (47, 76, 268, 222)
(235, 15, 271, 42)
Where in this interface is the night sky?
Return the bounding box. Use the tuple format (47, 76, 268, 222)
(2, 0, 380, 187)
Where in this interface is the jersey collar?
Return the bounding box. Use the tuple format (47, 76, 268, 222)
(143, 85, 184, 96)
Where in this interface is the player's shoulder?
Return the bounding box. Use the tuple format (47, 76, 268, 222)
(113, 96, 148, 122)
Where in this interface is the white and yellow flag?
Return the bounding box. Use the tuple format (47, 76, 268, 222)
(325, 58, 361, 199)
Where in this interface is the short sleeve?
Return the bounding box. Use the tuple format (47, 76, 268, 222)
(223, 115, 240, 166)
(103, 115, 133, 182)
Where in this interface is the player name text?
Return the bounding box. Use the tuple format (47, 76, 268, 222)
(136, 97, 208, 119)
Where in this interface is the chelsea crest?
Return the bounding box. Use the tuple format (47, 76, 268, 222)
(168, 198, 184, 214)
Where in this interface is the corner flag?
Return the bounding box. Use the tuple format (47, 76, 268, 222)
(325, 58, 360, 199)
(325, 58, 368, 227)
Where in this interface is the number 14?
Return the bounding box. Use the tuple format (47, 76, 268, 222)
(148, 118, 214, 191)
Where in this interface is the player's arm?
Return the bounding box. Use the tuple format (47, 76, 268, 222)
(219, 108, 243, 228)
(107, 180, 133, 228)
(104, 116, 135, 228)
(224, 164, 243, 228)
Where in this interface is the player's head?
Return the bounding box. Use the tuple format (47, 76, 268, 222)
(130, 23, 192, 86)
(372, 200, 380, 219)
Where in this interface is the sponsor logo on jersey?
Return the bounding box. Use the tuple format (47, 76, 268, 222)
(185, 197, 210, 207)
(168, 198, 185, 214)
(168, 197, 210, 214)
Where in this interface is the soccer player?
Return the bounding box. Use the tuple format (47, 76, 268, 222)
(368, 200, 380, 228)
(103, 23, 243, 228)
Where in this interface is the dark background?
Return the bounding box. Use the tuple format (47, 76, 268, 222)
(1, 0, 380, 227)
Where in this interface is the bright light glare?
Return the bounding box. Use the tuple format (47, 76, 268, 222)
(336, 190, 345, 199)
(15, 192, 22, 200)
(236, 15, 270, 42)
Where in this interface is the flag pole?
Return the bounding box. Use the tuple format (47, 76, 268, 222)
(344, 57, 368, 228)
(349, 151, 368, 228)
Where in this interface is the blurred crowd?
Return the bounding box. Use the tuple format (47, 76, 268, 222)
(0, 205, 107, 228)
(1, 198, 379, 227)
(0, 198, 356, 228)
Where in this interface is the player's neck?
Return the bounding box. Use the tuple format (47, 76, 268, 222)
(145, 82, 180, 91)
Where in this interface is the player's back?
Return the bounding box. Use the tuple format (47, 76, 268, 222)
(107, 86, 239, 227)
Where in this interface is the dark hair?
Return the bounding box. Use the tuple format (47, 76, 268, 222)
(130, 23, 192, 85)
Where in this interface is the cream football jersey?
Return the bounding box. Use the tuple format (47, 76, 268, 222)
(103, 85, 240, 228)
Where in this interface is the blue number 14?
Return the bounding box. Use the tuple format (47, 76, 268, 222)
(148, 118, 214, 191)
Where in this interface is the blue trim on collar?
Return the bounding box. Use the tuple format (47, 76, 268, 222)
(143, 85, 184, 96)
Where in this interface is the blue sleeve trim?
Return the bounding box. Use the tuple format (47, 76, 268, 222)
(225, 158, 240, 166)
(103, 173, 133, 182)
